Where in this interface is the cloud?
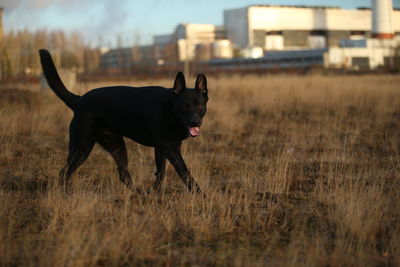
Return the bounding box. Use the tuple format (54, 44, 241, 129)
(2, 0, 139, 46)
(2, 0, 58, 11)
(1, 0, 219, 46)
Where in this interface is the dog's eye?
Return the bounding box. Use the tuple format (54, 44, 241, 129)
(197, 105, 203, 111)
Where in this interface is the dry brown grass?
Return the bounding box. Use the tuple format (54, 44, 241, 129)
(0, 74, 399, 266)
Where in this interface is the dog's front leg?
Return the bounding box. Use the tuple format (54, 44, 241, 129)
(165, 145, 202, 193)
(153, 147, 166, 191)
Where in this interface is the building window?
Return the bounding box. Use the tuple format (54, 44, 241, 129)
(352, 57, 370, 70)
(310, 30, 326, 36)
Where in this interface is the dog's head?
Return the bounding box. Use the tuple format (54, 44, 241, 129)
(172, 72, 208, 137)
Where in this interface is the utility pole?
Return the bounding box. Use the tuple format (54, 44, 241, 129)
(184, 39, 190, 82)
(0, 7, 2, 80)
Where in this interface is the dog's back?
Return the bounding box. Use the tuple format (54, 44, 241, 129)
(75, 85, 180, 146)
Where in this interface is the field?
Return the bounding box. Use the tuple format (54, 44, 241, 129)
(0, 74, 399, 266)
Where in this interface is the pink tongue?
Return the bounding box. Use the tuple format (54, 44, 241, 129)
(189, 127, 200, 137)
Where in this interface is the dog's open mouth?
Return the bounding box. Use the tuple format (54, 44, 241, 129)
(189, 126, 200, 137)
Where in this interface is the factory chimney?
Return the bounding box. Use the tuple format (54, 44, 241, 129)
(372, 0, 394, 39)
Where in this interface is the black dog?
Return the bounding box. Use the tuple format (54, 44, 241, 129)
(39, 49, 208, 193)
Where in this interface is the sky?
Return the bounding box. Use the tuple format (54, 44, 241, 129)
(2, 0, 400, 47)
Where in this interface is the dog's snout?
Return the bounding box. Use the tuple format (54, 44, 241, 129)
(189, 119, 201, 127)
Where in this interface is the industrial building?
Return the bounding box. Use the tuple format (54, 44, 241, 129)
(154, 34, 174, 62)
(224, 4, 400, 50)
(175, 24, 225, 60)
(101, 0, 400, 72)
(328, 38, 400, 69)
(209, 48, 327, 71)
(100, 45, 155, 71)
(154, 23, 232, 62)
(207, 0, 399, 71)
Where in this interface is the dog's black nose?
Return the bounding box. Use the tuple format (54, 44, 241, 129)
(189, 120, 201, 127)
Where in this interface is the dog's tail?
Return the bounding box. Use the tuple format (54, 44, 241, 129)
(39, 49, 79, 109)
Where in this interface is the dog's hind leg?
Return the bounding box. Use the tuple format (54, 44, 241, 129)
(59, 116, 95, 187)
(59, 146, 94, 187)
(96, 131, 133, 190)
(153, 148, 166, 191)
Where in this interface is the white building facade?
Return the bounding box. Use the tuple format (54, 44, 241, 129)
(175, 24, 232, 61)
(224, 5, 400, 50)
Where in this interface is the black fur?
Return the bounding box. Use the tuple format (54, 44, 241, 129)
(39, 49, 208, 193)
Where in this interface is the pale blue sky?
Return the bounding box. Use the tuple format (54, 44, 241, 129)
(2, 0, 400, 47)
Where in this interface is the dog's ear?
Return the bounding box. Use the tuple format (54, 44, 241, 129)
(173, 72, 186, 94)
(195, 73, 207, 95)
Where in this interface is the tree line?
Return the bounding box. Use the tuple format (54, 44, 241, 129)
(0, 29, 89, 79)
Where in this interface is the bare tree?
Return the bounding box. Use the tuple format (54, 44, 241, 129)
(0, 29, 86, 80)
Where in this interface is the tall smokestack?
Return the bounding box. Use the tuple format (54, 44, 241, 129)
(372, 0, 394, 39)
